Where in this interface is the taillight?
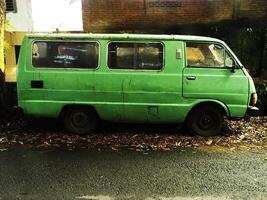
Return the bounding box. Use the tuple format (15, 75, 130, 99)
(250, 93, 257, 106)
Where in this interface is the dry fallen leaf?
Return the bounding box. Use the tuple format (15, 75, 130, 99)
(239, 135, 246, 140)
(206, 139, 213, 145)
(230, 147, 236, 151)
(0, 137, 6, 143)
(0, 148, 7, 152)
(135, 148, 143, 152)
(112, 134, 118, 139)
(162, 147, 171, 151)
(175, 141, 181, 147)
(111, 146, 118, 151)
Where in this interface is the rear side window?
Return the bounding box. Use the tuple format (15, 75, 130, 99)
(108, 42, 163, 70)
(186, 42, 224, 68)
(32, 41, 99, 69)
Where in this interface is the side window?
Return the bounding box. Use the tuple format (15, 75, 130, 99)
(186, 42, 224, 68)
(108, 42, 163, 70)
(32, 41, 99, 69)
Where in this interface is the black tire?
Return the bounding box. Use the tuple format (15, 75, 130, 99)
(62, 107, 97, 134)
(186, 105, 223, 136)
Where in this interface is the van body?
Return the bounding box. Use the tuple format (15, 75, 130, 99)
(17, 34, 258, 136)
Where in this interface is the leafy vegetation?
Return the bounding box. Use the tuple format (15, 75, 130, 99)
(254, 79, 267, 115)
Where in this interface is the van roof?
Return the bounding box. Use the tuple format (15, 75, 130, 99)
(25, 33, 224, 43)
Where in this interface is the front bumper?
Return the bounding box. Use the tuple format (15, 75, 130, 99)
(246, 106, 259, 116)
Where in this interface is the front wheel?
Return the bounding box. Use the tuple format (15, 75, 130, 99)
(62, 107, 97, 134)
(186, 105, 223, 136)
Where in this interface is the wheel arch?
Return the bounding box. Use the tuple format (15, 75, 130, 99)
(59, 104, 99, 119)
(186, 100, 230, 121)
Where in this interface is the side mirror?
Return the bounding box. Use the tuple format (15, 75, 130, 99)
(225, 57, 235, 72)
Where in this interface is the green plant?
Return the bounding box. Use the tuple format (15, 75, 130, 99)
(254, 79, 267, 115)
(3, 19, 15, 49)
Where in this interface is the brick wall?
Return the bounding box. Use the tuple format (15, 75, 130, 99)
(237, 0, 267, 19)
(82, 0, 267, 33)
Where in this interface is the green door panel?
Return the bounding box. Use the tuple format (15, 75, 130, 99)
(182, 67, 249, 117)
(114, 41, 184, 122)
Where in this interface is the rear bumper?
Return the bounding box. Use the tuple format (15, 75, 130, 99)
(246, 106, 259, 116)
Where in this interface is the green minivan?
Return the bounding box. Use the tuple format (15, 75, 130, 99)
(17, 33, 258, 136)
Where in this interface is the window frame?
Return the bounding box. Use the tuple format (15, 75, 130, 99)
(185, 41, 238, 69)
(107, 41, 165, 71)
(224, 48, 239, 69)
(14, 45, 21, 64)
(31, 40, 100, 70)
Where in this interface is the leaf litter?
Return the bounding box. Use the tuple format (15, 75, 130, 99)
(0, 116, 266, 152)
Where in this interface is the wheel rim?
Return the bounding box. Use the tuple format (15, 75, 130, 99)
(71, 112, 89, 128)
(198, 114, 214, 130)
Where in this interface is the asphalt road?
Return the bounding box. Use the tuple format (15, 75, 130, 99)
(0, 147, 266, 200)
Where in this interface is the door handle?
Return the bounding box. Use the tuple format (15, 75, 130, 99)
(186, 76, 196, 80)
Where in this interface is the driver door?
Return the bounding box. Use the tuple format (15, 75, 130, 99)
(182, 42, 248, 109)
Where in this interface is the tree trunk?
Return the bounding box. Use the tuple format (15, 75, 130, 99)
(0, 0, 5, 110)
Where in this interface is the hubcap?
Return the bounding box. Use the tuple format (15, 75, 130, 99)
(71, 112, 89, 128)
(198, 114, 213, 130)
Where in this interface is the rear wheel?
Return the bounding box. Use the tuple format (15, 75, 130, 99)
(186, 105, 223, 136)
(62, 107, 97, 134)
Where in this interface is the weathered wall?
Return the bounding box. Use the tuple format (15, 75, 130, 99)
(82, 0, 267, 33)
(6, 0, 33, 32)
(4, 31, 27, 82)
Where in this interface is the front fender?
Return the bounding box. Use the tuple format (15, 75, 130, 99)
(190, 99, 230, 117)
